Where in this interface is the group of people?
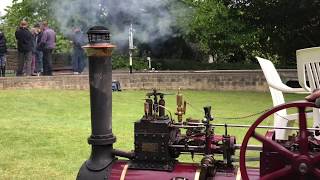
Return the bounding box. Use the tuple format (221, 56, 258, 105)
(0, 19, 87, 77)
(15, 20, 56, 76)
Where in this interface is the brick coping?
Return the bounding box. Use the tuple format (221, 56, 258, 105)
(0, 70, 297, 91)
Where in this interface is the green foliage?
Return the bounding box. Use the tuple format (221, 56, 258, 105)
(1, 0, 319, 67)
(227, 0, 320, 64)
(112, 54, 148, 70)
(153, 58, 260, 70)
(1, 0, 50, 46)
(55, 34, 72, 53)
(0, 24, 17, 48)
(1, 0, 71, 52)
(184, 0, 260, 63)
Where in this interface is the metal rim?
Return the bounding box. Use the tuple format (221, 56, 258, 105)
(239, 101, 320, 179)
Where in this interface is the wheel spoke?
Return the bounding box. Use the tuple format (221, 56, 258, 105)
(312, 168, 320, 178)
(312, 154, 320, 165)
(253, 132, 295, 161)
(298, 107, 309, 155)
(260, 165, 292, 180)
(299, 175, 306, 180)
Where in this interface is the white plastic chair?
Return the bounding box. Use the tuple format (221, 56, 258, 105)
(296, 47, 320, 129)
(257, 57, 310, 140)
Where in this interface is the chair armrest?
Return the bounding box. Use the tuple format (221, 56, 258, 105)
(298, 83, 311, 92)
(268, 81, 310, 94)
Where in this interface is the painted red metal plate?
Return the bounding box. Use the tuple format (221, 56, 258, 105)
(109, 160, 260, 180)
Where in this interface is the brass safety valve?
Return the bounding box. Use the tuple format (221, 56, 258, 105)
(175, 89, 187, 122)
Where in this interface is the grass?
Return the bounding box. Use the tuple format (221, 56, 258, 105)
(0, 89, 307, 180)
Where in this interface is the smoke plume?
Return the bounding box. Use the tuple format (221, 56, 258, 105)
(50, 0, 189, 48)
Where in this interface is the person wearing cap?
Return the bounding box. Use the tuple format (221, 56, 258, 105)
(15, 20, 33, 76)
(40, 21, 56, 76)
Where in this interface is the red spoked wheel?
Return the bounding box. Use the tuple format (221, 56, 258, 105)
(240, 101, 320, 180)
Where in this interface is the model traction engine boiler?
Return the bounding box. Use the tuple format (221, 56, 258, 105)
(77, 26, 320, 180)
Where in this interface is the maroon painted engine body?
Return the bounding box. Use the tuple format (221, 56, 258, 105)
(109, 161, 259, 180)
(105, 90, 262, 180)
(108, 97, 320, 180)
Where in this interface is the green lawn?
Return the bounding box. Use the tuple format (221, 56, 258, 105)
(0, 89, 306, 180)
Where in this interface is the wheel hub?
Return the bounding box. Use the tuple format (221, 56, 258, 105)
(299, 162, 308, 174)
(295, 156, 311, 175)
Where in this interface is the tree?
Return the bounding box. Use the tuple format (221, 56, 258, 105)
(1, 0, 70, 52)
(183, 0, 260, 63)
(227, 0, 320, 65)
(1, 0, 191, 55)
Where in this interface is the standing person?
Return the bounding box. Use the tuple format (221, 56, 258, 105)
(34, 23, 43, 75)
(15, 20, 33, 76)
(40, 21, 56, 76)
(0, 30, 7, 77)
(71, 27, 86, 74)
(30, 28, 37, 75)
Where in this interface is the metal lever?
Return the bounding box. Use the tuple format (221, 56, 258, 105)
(203, 106, 213, 121)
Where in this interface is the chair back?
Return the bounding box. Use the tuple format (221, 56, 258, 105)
(297, 47, 320, 92)
(257, 57, 293, 140)
(297, 47, 320, 130)
(257, 57, 286, 106)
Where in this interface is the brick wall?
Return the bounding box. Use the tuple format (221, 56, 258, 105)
(0, 70, 298, 92)
(6, 49, 71, 71)
(6, 49, 18, 71)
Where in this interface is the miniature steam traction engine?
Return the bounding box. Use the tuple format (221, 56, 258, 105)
(128, 89, 237, 178)
(77, 26, 320, 180)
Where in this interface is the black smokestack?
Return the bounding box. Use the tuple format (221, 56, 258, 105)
(77, 26, 116, 180)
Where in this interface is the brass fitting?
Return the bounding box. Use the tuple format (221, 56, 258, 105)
(175, 89, 186, 122)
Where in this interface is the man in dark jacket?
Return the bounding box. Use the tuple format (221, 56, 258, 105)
(15, 20, 33, 76)
(0, 31, 7, 77)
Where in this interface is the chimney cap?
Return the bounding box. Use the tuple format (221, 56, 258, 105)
(87, 26, 110, 44)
